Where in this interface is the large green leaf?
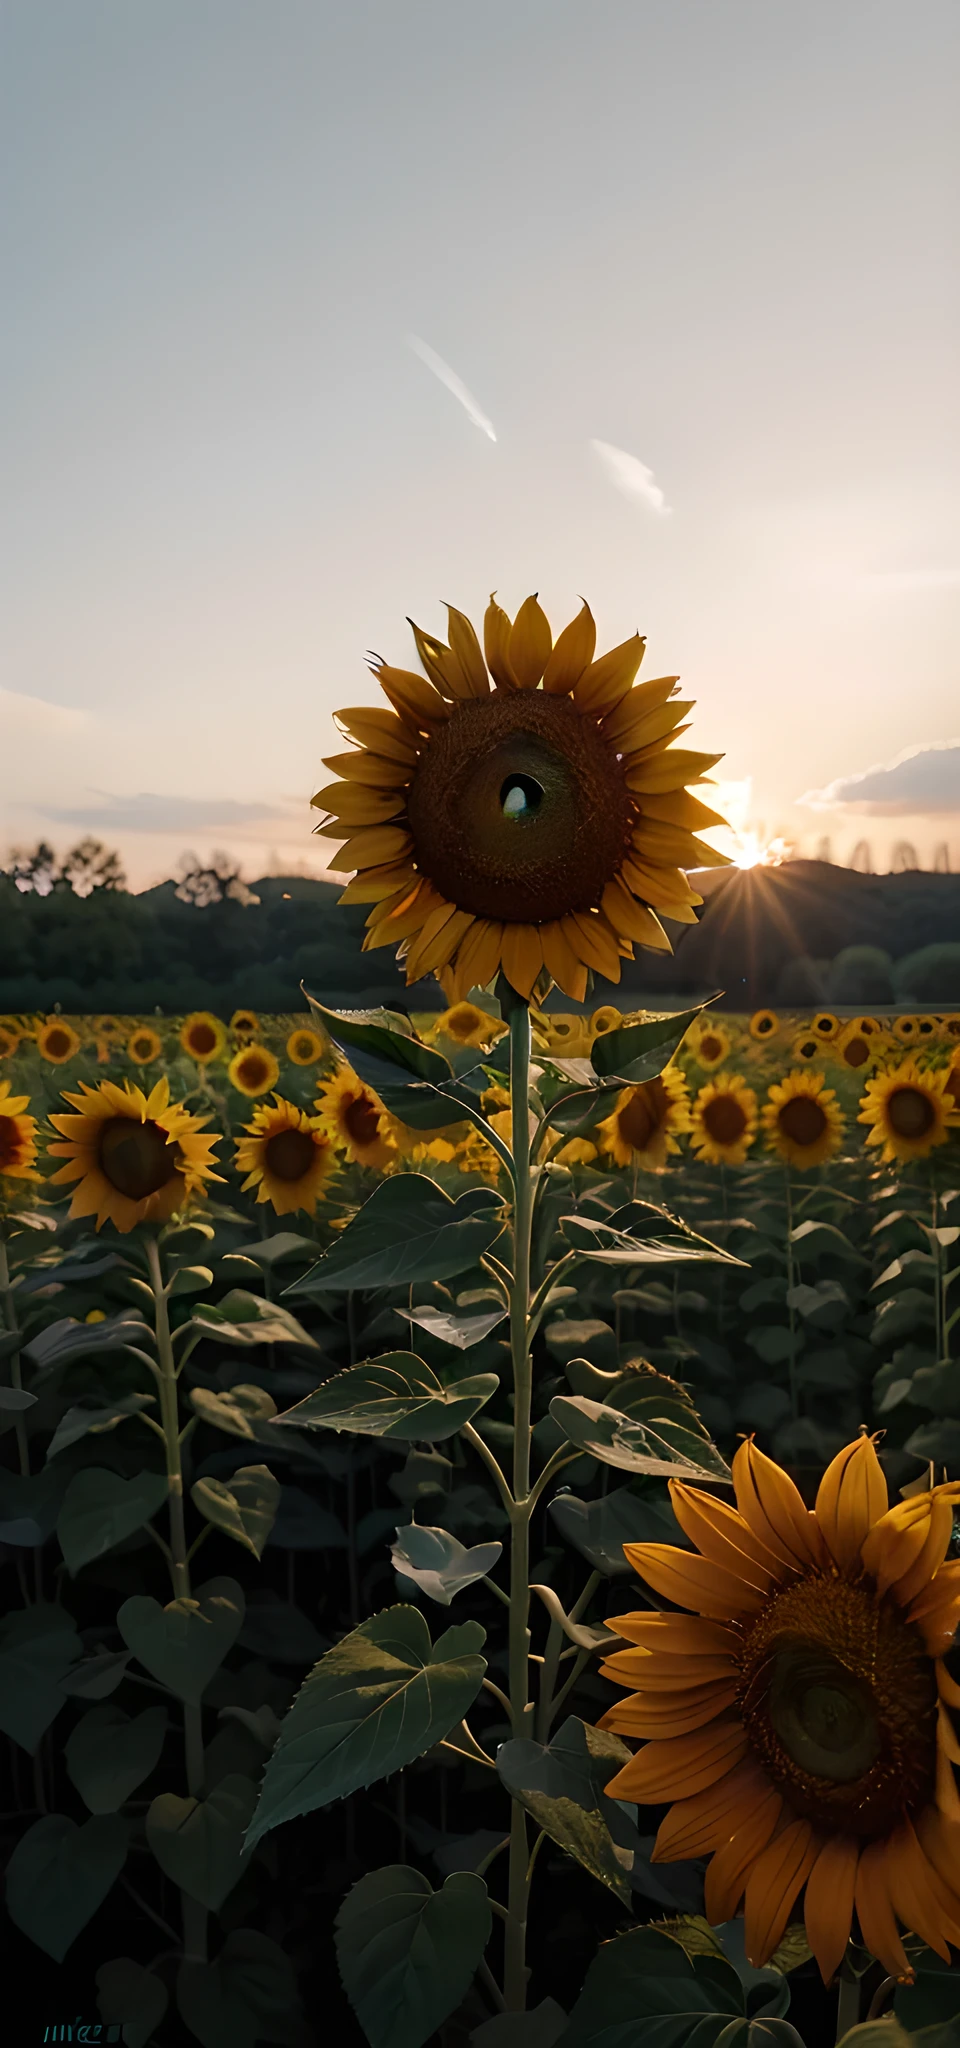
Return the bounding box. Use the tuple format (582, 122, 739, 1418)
(335, 1865, 492, 2048)
(390, 1524, 502, 1605)
(562, 1927, 744, 2048)
(0, 1603, 81, 1752)
(560, 1214, 740, 1268)
(275, 1353, 499, 1443)
(23, 1310, 151, 1372)
(0, 1462, 70, 1546)
(590, 1004, 714, 1082)
(190, 1383, 279, 1440)
(176, 1929, 308, 2048)
(147, 1773, 257, 1909)
(117, 1577, 245, 1705)
(496, 1716, 639, 1906)
(65, 1702, 168, 1812)
(96, 1958, 170, 2048)
(245, 1605, 486, 1849)
(288, 1177, 505, 1295)
(305, 995, 454, 1086)
(551, 1358, 731, 1486)
(6, 1813, 129, 1962)
(45, 1391, 157, 1461)
(189, 1289, 317, 1348)
(191, 1465, 281, 1559)
(56, 1466, 170, 1575)
(549, 1484, 684, 1575)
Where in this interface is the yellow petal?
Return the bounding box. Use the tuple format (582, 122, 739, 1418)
(484, 593, 518, 689)
(600, 1678, 739, 1739)
(562, 910, 622, 982)
(364, 880, 421, 926)
(620, 856, 702, 914)
(622, 1541, 765, 1620)
(403, 902, 471, 981)
(652, 1759, 770, 1861)
(601, 878, 672, 951)
(861, 1492, 955, 1601)
(322, 751, 411, 789)
(887, 1819, 960, 1960)
(449, 917, 504, 998)
(540, 920, 589, 1002)
(854, 1838, 910, 1979)
(599, 1647, 738, 1690)
(631, 817, 722, 865)
(508, 595, 552, 689)
(815, 1435, 888, 1573)
(704, 1786, 783, 1924)
(626, 748, 724, 795)
(732, 1438, 827, 1572)
(606, 1721, 748, 1804)
(619, 698, 694, 754)
(804, 1836, 860, 1985)
(743, 1820, 818, 1968)
(333, 825, 414, 871)
(574, 634, 646, 716)
(636, 790, 729, 832)
(365, 884, 439, 950)
(668, 1480, 784, 1587)
(623, 727, 694, 776)
(608, 1613, 741, 1657)
(372, 660, 450, 731)
(335, 706, 420, 764)
(541, 600, 596, 694)
(444, 604, 490, 696)
(601, 675, 680, 746)
(337, 862, 419, 905)
(311, 783, 405, 826)
(501, 922, 544, 1000)
(408, 618, 471, 700)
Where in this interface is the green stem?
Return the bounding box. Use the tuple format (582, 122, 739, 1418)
(0, 1235, 32, 1483)
(932, 1180, 946, 1362)
(784, 1169, 799, 1420)
(835, 1963, 860, 2041)
(504, 996, 534, 2012)
(145, 1233, 207, 1967)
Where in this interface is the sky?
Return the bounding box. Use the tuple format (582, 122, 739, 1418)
(1, 0, 958, 890)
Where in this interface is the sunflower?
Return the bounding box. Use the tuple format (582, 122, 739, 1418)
(47, 1077, 222, 1231)
(456, 1128, 502, 1178)
(943, 1015, 960, 1041)
(598, 1436, 960, 1982)
(748, 1010, 779, 1043)
(944, 1058, 960, 1112)
(0, 1025, 19, 1060)
(916, 1016, 940, 1039)
(230, 1009, 259, 1039)
(286, 1027, 326, 1067)
(762, 1071, 844, 1169)
(689, 1020, 732, 1071)
(127, 1027, 163, 1067)
(228, 1044, 281, 1098)
(835, 1022, 886, 1075)
(179, 1012, 227, 1064)
(316, 1066, 397, 1170)
(855, 1016, 881, 1037)
(234, 1096, 335, 1216)
(858, 1058, 959, 1165)
(95, 1016, 123, 1041)
(38, 1020, 81, 1064)
(532, 1013, 594, 1059)
(429, 1001, 507, 1050)
(811, 1012, 840, 1041)
(314, 594, 728, 1003)
(691, 1076, 758, 1166)
(0, 1081, 41, 1182)
(553, 1136, 599, 1168)
(590, 1005, 623, 1037)
(596, 1067, 691, 1171)
(894, 1016, 920, 1045)
(792, 1035, 822, 1064)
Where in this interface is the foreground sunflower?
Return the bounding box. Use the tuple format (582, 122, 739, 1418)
(48, 1078, 222, 1231)
(228, 1044, 281, 1098)
(762, 1071, 844, 1169)
(313, 595, 728, 1002)
(315, 1067, 397, 1170)
(858, 1058, 959, 1165)
(38, 1020, 81, 1064)
(234, 1096, 335, 1215)
(598, 1435, 960, 1982)
(596, 1067, 691, 1171)
(0, 1081, 41, 1184)
(691, 1076, 758, 1166)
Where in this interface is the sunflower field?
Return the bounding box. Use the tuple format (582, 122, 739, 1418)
(3, 990, 960, 2048)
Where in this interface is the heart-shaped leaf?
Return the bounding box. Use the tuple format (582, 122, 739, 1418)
(96, 1958, 170, 2048)
(56, 1467, 169, 1576)
(288, 1177, 505, 1295)
(23, 1310, 150, 1372)
(0, 1603, 81, 1752)
(191, 1466, 280, 1559)
(562, 1926, 744, 2047)
(275, 1353, 499, 1443)
(560, 1214, 740, 1268)
(59, 1649, 134, 1700)
(189, 1289, 317, 1348)
(304, 995, 453, 1087)
(550, 1394, 731, 1483)
(65, 1702, 168, 1812)
(176, 1929, 307, 2048)
(470, 2000, 569, 2047)
(549, 1484, 685, 1576)
(147, 1773, 257, 1909)
(6, 1813, 129, 1961)
(590, 1003, 715, 1082)
(189, 1384, 278, 1439)
(246, 1605, 486, 1848)
(390, 1524, 502, 1606)
(335, 1864, 492, 2048)
(402, 1304, 507, 1351)
(117, 1577, 245, 1704)
(496, 1716, 639, 1906)
(46, 1392, 157, 1461)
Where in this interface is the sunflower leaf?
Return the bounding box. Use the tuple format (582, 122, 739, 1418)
(188, 1289, 318, 1348)
(548, 1483, 685, 1575)
(23, 1310, 152, 1373)
(335, 1864, 493, 2048)
(549, 1393, 731, 1483)
(303, 994, 454, 1087)
(273, 1353, 499, 1443)
(561, 1926, 744, 2047)
(590, 1001, 719, 1083)
(390, 1524, 502, 1605)
(286, 1176, 506, 1294)
(496, 1716, 643, 1906)
(560, 1215, 742, 1268)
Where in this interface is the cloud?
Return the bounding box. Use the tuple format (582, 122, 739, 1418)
(590, 440, 670, 514)
(407, 336, 497, 442)
(856, 568, 960, 593)
(0, 686, 87, 735)
(800, 740, 960, 815)
(37, 793, 293, 835)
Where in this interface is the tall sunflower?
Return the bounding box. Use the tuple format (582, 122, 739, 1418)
(314, 595, 728, 1002)
(38, 1020, 81, 1064)
(858, 1059, 959, 1165)
(315, 1067, 397, 1170)
(234, 1096, 335, 1215)
(595, 1067, 691, 1171)
(48, 1078, 222, 1231)
(0, 1081, 41, 1183)
(228, 1044, 281, 1098)
(762, 1071, 844, 1169)
(598, 1435, 960, 1982)
(691, 1076, 758, 1166)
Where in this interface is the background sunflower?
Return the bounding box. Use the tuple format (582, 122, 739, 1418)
(316, 1067, 397, 1170)
(858, 1058, 959, 1165)
(180, 1012, 227, 1063)
(228, 1044, 281, 1098)
(762, 1070, 844, 1169)
(286, 1027, 326, 1066)
(234, 1096, 334, 1215)
(38, 1020, 81, 1064)
(127, 1026, 163, 1066)
(596, 1067, 691, 1170)
(691, 1075, 758, 1166)
(48, 1077, 222, 1230)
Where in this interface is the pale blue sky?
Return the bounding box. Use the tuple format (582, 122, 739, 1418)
(1, 0, 957, 884)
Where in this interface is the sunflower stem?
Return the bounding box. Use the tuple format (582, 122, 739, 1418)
(146, 1232, 208, 1968)
(503, 994, 535, 2011)
(783, 1168, 799, 1420)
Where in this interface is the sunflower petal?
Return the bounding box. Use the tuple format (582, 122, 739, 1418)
(332, 825, 414, 872)
(704, 1786, 783, 1924)
(667, 1480, 785, 1587)
(599, 1678, 739, 1739)
(540, 920, 589, 1002)
(652, 1760, 771, 1861)
(601, 675, 679, 745)
(335, 706, 420, 764)
(449, 917, 504, 999)
(574, 634, 646, 717)
(483, 594, 518, 689)
(542, 600, 596, 695)
(337, 862, 419, 905)
(636, 790, 729, 832)
(854, 1837, 910, 1979)
(408, 619, 470, 699)
(862, 1492, 956, 1602)
(887, 1819, 960, 1960)
(743, 1819, 819, 1968)
(623, 727, 694, 776)
(626, 748, 724, 795)
(815, 1436, 888, 1574)
(501, 922, 544, 1001)
(622, 1541, 765, 1620)
(373, 660, 450, 731)
(312, 783, 406, 826)
(599, 1647, 738, 1690)
(804, 1835, 860, 1984)
(733, 1438, 827, 1572)
(619, 698, 694, 756)
(322, 751, 411, 790)
(601, 878, 673, 951)
(605, 1720, 748, 1804)
(608, 1613, 742, 1657)
(508, 595, 552, 689)
(444, 604, 490, 696)
(562, 910, 622, 982)
(404, 905, 474, 982)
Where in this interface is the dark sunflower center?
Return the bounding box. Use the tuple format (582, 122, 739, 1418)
(236, 1055, 270, 1090)
(797, 1039, 818, 1059)
(405, 693, 632, 923)
(618, 1081, 667, 1151)
(99, 1117, 180, 1200)
(0, 1115, 22, 1170)
(779, 1096, 827, 1147)
(699, 1034, 723, 1062)
(702, 1094, 747, 1145)
(189, 1023, 218, 1057)
(343, 1094, 381, 1147)
(843, 1036, 870, 1068)
(264, 1129, 318, 1182)
(887, 1085, 936, 1138)
(755, 1015, 774, 1036)
(739, 1574, 937, 1838)
(45, 1028, 72, 1058)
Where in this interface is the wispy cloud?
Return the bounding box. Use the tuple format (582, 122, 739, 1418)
(590, 440, 670, 514)
(38, 793, 291, 835)
(407, 335, 497, 442)
(800, 739, 960, 815)
(0, 686, 87, 735)
(856, 568, 960, 593)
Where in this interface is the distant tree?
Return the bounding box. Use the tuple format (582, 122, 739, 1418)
(774, 955, 828, 1004)
(174, 851, 260, 908)
(849, 841, 874, 872)
(894, 944, 960, 1005)
(934, 843, 952, 873)
(825, 946, 896, 1005)
(3, 838, 126, 895)
(891, 841, 919, 873)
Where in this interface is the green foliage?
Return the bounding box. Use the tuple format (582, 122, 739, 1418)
(277, 1351, 499, 1442)
(335, 1864, 492, 2048)
(496, 1716, 639, 1906)
(117, 1577, 245, 1704)
(64, 1702, 168, 1811)
(147, 1773, 258, 1909)
(390, 1523, 502, 1604)
(96, 1958, 170, 2048)
(6, 1812, 129, 1960)
(0, 1602, 81, 1751)
(56, 1466, 170, 1574)
(561, 1926, 746, 2046)
(175, 1928, 309, 2048)
(290, 1176, 506, 1293)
